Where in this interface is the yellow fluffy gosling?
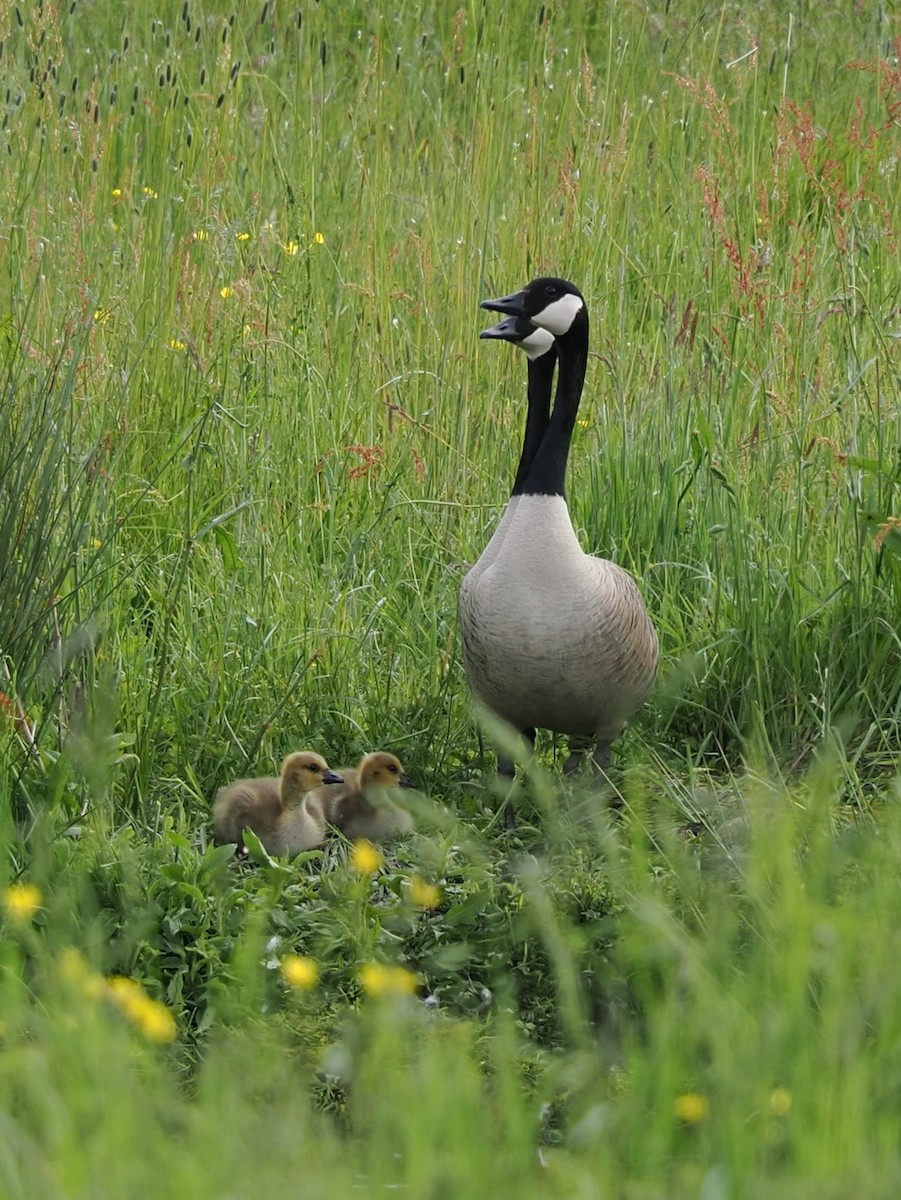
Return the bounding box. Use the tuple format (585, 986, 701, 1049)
(315, 751, 416, 841)
(212, 751, 342, 853)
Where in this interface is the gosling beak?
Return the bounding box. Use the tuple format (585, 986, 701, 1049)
(479, 315, 537, 341)
(480, 288, 529, 318)
(399, 774, 417, 789)
(322, 769, 343, 785)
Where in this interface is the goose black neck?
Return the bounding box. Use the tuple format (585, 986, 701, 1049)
(520, 317, 589, 499)
(511, 350, 556, 497)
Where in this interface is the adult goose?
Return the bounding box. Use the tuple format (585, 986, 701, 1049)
(213, 751, 342, 853)
(459, 276, 658, 782)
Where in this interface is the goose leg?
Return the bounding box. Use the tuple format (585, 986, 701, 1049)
(498, 729, 535, 829)
(563, 734, 596, 775)
(563, 737, 612, 776)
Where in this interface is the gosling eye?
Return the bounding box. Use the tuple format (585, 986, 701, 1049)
(387, 763, 398, 773)
(308, 764, 321, 774)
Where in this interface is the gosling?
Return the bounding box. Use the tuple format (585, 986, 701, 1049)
(212, 751, 342, 853)
(314, 751, 417, 842)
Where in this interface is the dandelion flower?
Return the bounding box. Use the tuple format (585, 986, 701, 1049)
(281, 955, 320, 990)
(108, 976, 176, 1044)
(769, 1088, 792, 1117)
(111, 187, 122, 199)
(674, 1092, 709, 1124)
(313, 231, 325, 245)
(350, 838, 382, 875)
(283, 239, 300, 256)
(220, 286, 233, 299)
(236, 231, 250, 242)
(3, 883, 42, 923)
(409, 877, 441, 909)
(359, 962, 417, 998)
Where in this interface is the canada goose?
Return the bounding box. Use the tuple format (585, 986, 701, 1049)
(313, 751, 416, 841)
(212, 751, 342, 853)
(459, 275, 658, 783)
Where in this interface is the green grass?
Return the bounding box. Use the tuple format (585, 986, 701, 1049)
(1, 2, 899, 1196)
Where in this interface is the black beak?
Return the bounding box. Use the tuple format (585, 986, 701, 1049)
(479, 315, 537, 342)
(480, 288, 529, 318)
(322, 769, 343, 784)
(399, 774, 417, 789)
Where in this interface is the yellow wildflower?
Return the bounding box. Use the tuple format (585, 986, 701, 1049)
(409, 877, 441, 909)
(168, 339, 186, 351)
(236, 231, 250, 242)
(350, 838, 382, 874)
(143, 186, 158, 199)
(359, 962, 417, 998)
(769, 1088, 792, 1117)
(3, 882, 42, 923)
(107, 976, 176, 1044)
(281, 955, 320, 990)
(313, 231, 325, 244)
(111, 187, 122, 199)
(283, 239, 300, 256)
(674, 1092, 709, 1124)
(193, 229, 208, 241)
(220, 286, 233, 299)
(93, 308, 112, 325)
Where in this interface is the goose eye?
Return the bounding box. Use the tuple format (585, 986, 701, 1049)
(387, 763, 398, 773)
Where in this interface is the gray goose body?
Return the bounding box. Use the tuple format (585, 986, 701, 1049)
(459, 278, 657, 770)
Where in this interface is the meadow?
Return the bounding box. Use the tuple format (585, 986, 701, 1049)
(1, 0, 899, 1195)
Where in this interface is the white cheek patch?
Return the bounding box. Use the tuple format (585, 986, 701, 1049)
(521, 327, 555, 360)
(532, 292, 584, 336)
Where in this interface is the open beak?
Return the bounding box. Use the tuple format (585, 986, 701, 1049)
(480, 288, 529, 318)
(479, 315, 537, 341)
(322, 769, 343, 784)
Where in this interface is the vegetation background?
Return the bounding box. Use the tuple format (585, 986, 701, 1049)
(0, 1, 899, 1195)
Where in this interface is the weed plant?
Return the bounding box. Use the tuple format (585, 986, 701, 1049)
(0, 2, 899, 1196)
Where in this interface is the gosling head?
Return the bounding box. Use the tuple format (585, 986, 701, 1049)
(281, 751, 343, 793)
(358, 752, 417, 791)
(481, 276, 586, 339)
(479, 315, 555, 362)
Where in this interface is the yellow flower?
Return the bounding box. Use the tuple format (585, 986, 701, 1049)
(359, 962, 417, 998)
(220, 286, 233, 299)
(168, 339, 186, 351)
(90, 538, 102, 549)
(409, 877, 441, 909)
(111, 187, 122, 199)
(236, 231, 250, 242)
(107, 976, 176, 1044)
(769, 1087, 792, 1117)
(3, 883, 42, 923)
(313, 231, 325, 244)
(283, 239, 300, 256)
(143, 186, 158, 199)
(350, 838, 382, 874)
(193, 229, 208, 241)
(281, 955, 320, 990)
(674, 1092, 709, 1124)
(93, 308, 112, 325)
(577, 417, 591, 429)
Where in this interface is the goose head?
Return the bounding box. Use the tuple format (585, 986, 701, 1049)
(358, 751, 417, 791)
(481, 277, 586, 340)
(479, 315, 556, 362)
(281, 751, 343, 794)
